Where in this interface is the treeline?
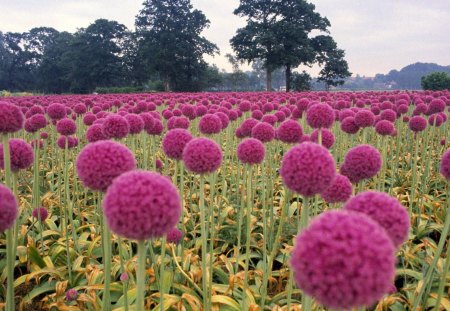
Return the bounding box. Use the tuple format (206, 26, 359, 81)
(0, 0, 351, 94)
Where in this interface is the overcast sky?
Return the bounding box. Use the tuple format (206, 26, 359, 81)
(1, 0, 449, 76)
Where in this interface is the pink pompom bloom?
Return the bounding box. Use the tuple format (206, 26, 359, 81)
(57, 136, 78, 149)
(47, 103, 66, 120)
(290, 210, 395, 309)
(0, 101, 25, 133)
(375, 120, 395, 136)
(251, 122, 275, 143)
(306, 104, 334, 129)
(237, 138, 265, 165)
(56, 118, 77, 136)
(280, 142, 336, 197)
(341, 116, 360, 134)
(199, 114, 222, 135)
(76, 141, 136, 192)
(354, 110, 375, 128)
(240, 118, 259, 137)
(86, 124, 107, 143)
(182, 138, 222, 175)
(277, 119, 303, 144)
(104, 170, 181, 240)
(166, 227, 184, 244)
(310, 128, 335, 149)
(440, 149, 450, 181)
(0, 184, 18, 232)
(124, 113, 144, 134)
(102, 114, 130, 139)
(65, 289, 78, 301)
(340, 144, 382, 183)
(343, 191, 410, 247)
(162, 129, 193, 160)
(320, 173, 352, 203)
(0, 139, 34, 172)
(32, 207, 48, 222)
(408, 116, 427, 133)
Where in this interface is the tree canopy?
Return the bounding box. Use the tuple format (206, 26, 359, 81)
(421, 72, 450, 91)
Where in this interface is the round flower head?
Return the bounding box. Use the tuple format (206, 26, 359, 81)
(32, 207, 48, 222)
(290, 210, 395, 309)
(182, 138, 222, 175)
(0, 183, 18, 232)
(140, 113, 155, 132)
(168, 116, 190, 130)
(341, 116, 360, 134)
(240, 118, 259, 137)
(56, 118, 77, 136)
(237, 138, 265, 165)
(65, 289, 78, 301)
(86, 124, 106, 143)
(428, 114, 444, 127)
(155, 159, 163, 172)
(74, 103, 87, 115)
(57, 136, 78, 149)
(25, 114, 47, 133)
(440, 149, 450, 181)
(428, 99, 445, 114)
(252, 110, 263, 120)
(340, 144, 382, 183)
(277, 119, 303, 144)
(375, 120, 395, 136)
(408, 116, 427, 133)
(120, 272, 129, 282)
(199, 114, 222, 135)
(47, 103, 66, 120)
(182, 105, 196, 120)
(0, 139, 34, 172)
(239, 100, 251, 112)
(124, 113, 144, 134)
(251, 122, 275, 143)
(102, 114, 130, 139)
(76, 141, 136, 192)
(215, 112, 230, 129)
(280, 142, 336, 197)
(343, 191, 410, 247)
(167, 227, 184, 244)
(261, 114, 278, 126)
(147, 119, 164, 135)
(0, 102, 25, 133)
(354, 110, 375, 128)
(104, 170, 181, 240)
(306, 104, 334, 129)
(162, 129, 193, 160)
(380, 109, 396, 122)
(310, 128, 335, 149)
(320, 173, 352, 203)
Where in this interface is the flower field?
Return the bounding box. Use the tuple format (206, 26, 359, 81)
(0, 91, 449, 310)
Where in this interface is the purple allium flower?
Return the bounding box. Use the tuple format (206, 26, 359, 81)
(104, 170, 181, 240)
(251, 110, 263, 120)
(47, 103, 66, 120)
(296, 98, 309, 113)
(380, 109, 396, 122)
(40, 132, 49, 139)
(440, 138, 446, 146)
(340, 144, 382, 183)
(57, 136, 78, 149)
(140, 113, 155, 133)
(166, 227, 184, 244)
(32, 207, 48, 222)
(215, 112, 230, 129)
(182, 105, 196, 120)
(76, 141, 136, 192)
(397, 104, 409, 114)
(440, 149, 450, 181)
(339, 109, 355, 122)
(162, 109, 173, 120)
(102, 115, 129, 139)
(0, 139, 34, 172)
(155, 159, 163, 172)
(162, 129, 193, 160)
(290, 210, 395, 309)
(320, 174, 352, 203)
(354, 110, 375, 128)
(31, 139, 44, 149)
(310, 128, 335, 149)
(0, 184, 18, 232)
(375, 120, 395, 136)
(124, 114, 144, 134)
(199, 114, 222, 135)
(237, 138, 265, 165)
(380, 101, 393, 110)
(251, 122, 275, 143)
(168, 116, 190, 130)
(146, 119, 164, 136)
(261, 114, 277, 126)
(86, 124, 106, 143)
(27, 114, 47, 132)
(182, 138, 222, 175)
(428, 99, 445, 114)
(408, 116, 427, 132)
(277, 119, 303, 144)
(343, 191, 410, 247)
(428, 114, 444, 127)
(0, 102, 25, 133)
(239, 100, 251, 112)
(120, 272, 129, 282)
(240, 118, 259, 137)
(56, 118, 77, 136)
(65, 289, 78, 301)
(341, 117, 360, 134)
(300, 134, 310, 143)
(280, 142, 336, 197)
(74, 103, 87, 115)
(306, 104, 334, 129)
(274, 111, 286, 122)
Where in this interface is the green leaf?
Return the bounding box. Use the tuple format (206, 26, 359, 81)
(29, 245, 46, 269)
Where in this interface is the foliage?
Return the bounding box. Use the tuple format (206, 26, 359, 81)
(291, 71, 312, 91)
(421, 72, 450, 91)
(316, 48, 352, 90)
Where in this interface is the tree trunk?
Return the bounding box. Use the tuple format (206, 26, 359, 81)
(285, 64, 291, 92)
(266, 67, 272, 91)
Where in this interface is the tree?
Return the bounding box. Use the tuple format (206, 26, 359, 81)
(421, 72, 450, 91)
(225, 53, 247, 91)
(231, 0, 331, 92)
(291, 70, 311, 91)
(135, 0, 218, 91)
(317, 48, 351, 90)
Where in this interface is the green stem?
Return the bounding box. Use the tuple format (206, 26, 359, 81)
(118, 237, 129, 311)
(136, 240, 147, 311)
(160, 237, 166, 311)
(242, 165, 253, 311)
(199, 175, 209, 310)
(102, 217, 112, 311)
(410, 134, 420, 221)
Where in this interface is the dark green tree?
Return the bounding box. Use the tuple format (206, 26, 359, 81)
(135, 0, 218, 91)
(291, 70, 311, 91)
(421, 72, 450, 91)
(317, 48, 351, 90)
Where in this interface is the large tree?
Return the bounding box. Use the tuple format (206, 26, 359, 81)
(316, 47, 351, 91)
(135, 0, 218, 91)
(231, 0, 331, 91)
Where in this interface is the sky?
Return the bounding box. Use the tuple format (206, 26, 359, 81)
(1, 0, 449, 77)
